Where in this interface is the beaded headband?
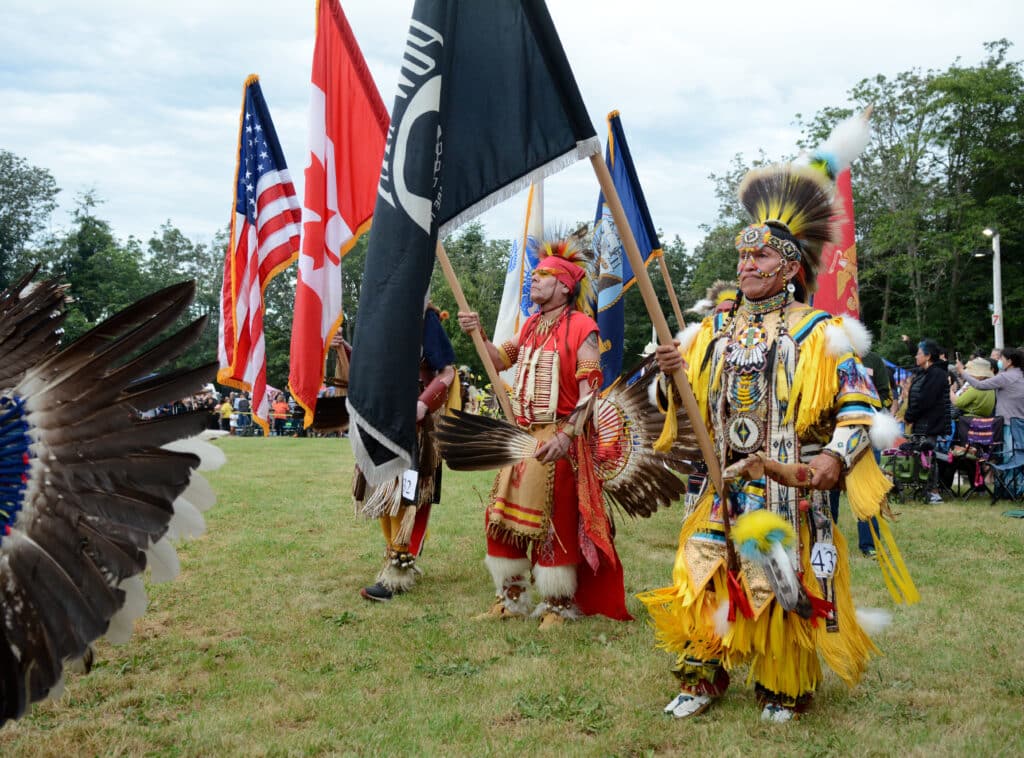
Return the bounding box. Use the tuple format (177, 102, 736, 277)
(734, 223, 802, 262)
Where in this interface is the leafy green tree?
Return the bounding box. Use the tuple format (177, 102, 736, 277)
(0, 150, 59, 287)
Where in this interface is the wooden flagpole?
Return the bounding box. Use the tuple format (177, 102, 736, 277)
(658, 254, 686, 332)
(589, 154, 725, 497)
(434, 241, 515, 422)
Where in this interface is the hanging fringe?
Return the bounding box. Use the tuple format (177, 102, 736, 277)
(653, 383, 678, 453)
(784, 320, 840, 433)
(869, 518, 920, 605)
(438, 138, 602, 237)
(393, 504, 418, 547)
(845, 453, 892, 521)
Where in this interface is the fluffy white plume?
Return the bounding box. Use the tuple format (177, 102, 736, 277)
(839, 317, 873, 356)
(856, 607, 893, 636)
(647, 375, 662, 408)
(870, 411, 901, 450)
(814, 111, 872, 176)
(826, 323, 853, 357)
(678, 324, 701, 355)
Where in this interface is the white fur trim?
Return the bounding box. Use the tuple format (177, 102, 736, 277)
(869, 411, 901, 450)
(825, 323, 853, 358)
(377, 561, 419, 593)
(839, 317, 872, 356)
(484, 555, 531, 594)
(678, 324, 701, 355)
(533, 564, 577, 600)
(855, 607, 892, 636)
(647, 375, 663, 408)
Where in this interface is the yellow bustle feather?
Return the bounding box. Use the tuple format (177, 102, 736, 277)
(730, 509, 795, 553)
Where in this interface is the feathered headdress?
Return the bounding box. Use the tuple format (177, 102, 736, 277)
(735, 109, 871, 296)
(689, 280, 739, 317)
(535, 234, 595, 315)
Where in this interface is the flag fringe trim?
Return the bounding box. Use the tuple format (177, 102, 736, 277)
(347, 400, 414, 487)
(438, 138, 601, 237)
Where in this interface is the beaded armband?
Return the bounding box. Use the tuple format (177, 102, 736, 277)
(498, 340, 518, 370)
(576, 359, 602, 390)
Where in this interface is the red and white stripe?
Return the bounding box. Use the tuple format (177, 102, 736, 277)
(221, 169, 301, 432)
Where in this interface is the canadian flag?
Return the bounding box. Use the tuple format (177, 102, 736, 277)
(288, 0, 389, 425)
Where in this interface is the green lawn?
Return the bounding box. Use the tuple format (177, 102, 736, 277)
(3, 437, 1023, 756)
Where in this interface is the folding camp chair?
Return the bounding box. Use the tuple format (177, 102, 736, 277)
(882, 443, 932, 503)
(947, 415, 1003, 500)
(991, 417, 1024, 504)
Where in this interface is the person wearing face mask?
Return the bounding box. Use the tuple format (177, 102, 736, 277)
(641, 112, 915, 723)
(956, 347, 1024, 423)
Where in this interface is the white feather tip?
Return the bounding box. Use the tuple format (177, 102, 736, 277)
(162, 437, 226, 471)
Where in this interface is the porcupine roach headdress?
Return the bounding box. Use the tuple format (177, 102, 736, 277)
(735, 109, 871, 296)
(534, 234, 596, 316)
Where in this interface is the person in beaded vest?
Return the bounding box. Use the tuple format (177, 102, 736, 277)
(640, 113, 916, 722)
(458, 239, 631, 629)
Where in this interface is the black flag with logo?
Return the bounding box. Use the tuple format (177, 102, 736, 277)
(348, 0, 600, 484)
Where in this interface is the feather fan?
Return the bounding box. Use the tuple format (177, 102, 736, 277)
(433, 357, 698, 519)
(0, 278, 221, 725)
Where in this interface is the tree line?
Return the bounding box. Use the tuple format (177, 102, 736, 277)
(1, 41, 1020, 389)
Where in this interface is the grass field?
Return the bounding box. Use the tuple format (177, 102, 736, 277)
(3, 437, 1024, 756)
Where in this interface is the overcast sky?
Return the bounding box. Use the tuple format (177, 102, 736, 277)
(2, 1, 1021, 256)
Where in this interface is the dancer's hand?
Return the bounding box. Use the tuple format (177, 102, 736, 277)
(655, 342, 685, 374)
(807, 452, 842, 490)
(536, 431, 572, 464)
(458, 311, 481, 335)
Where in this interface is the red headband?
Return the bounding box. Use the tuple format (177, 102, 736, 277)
(535, 256, 585, 290)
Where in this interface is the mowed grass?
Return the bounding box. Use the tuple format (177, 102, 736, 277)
(3, 436, 1024, 756)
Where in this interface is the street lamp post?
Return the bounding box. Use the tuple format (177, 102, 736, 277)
(983, 228, 1004, 350)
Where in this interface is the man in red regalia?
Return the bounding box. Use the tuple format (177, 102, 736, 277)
(458, 239, 631, 628)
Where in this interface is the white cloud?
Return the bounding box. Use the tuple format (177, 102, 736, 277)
(1, 0, 1021, 252)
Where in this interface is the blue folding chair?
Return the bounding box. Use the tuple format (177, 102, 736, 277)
(990, 417, 1024, 504)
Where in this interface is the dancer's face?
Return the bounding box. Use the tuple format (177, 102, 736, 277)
(530, 269, 570, 309)
(737, 246, 790, 300)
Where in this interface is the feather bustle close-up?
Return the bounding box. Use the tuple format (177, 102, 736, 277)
(433, 357, 698, 521)
(0, 277, 222, 726)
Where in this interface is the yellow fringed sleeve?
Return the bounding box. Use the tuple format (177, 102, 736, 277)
(785, 317, 840, 434)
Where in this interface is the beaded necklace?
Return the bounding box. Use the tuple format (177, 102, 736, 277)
(722, 289, 789, 454)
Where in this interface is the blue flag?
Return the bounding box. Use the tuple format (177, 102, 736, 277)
(593, 111, 662, 388)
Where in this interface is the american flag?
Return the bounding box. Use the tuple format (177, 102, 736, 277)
(217, 75, 301, 434)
